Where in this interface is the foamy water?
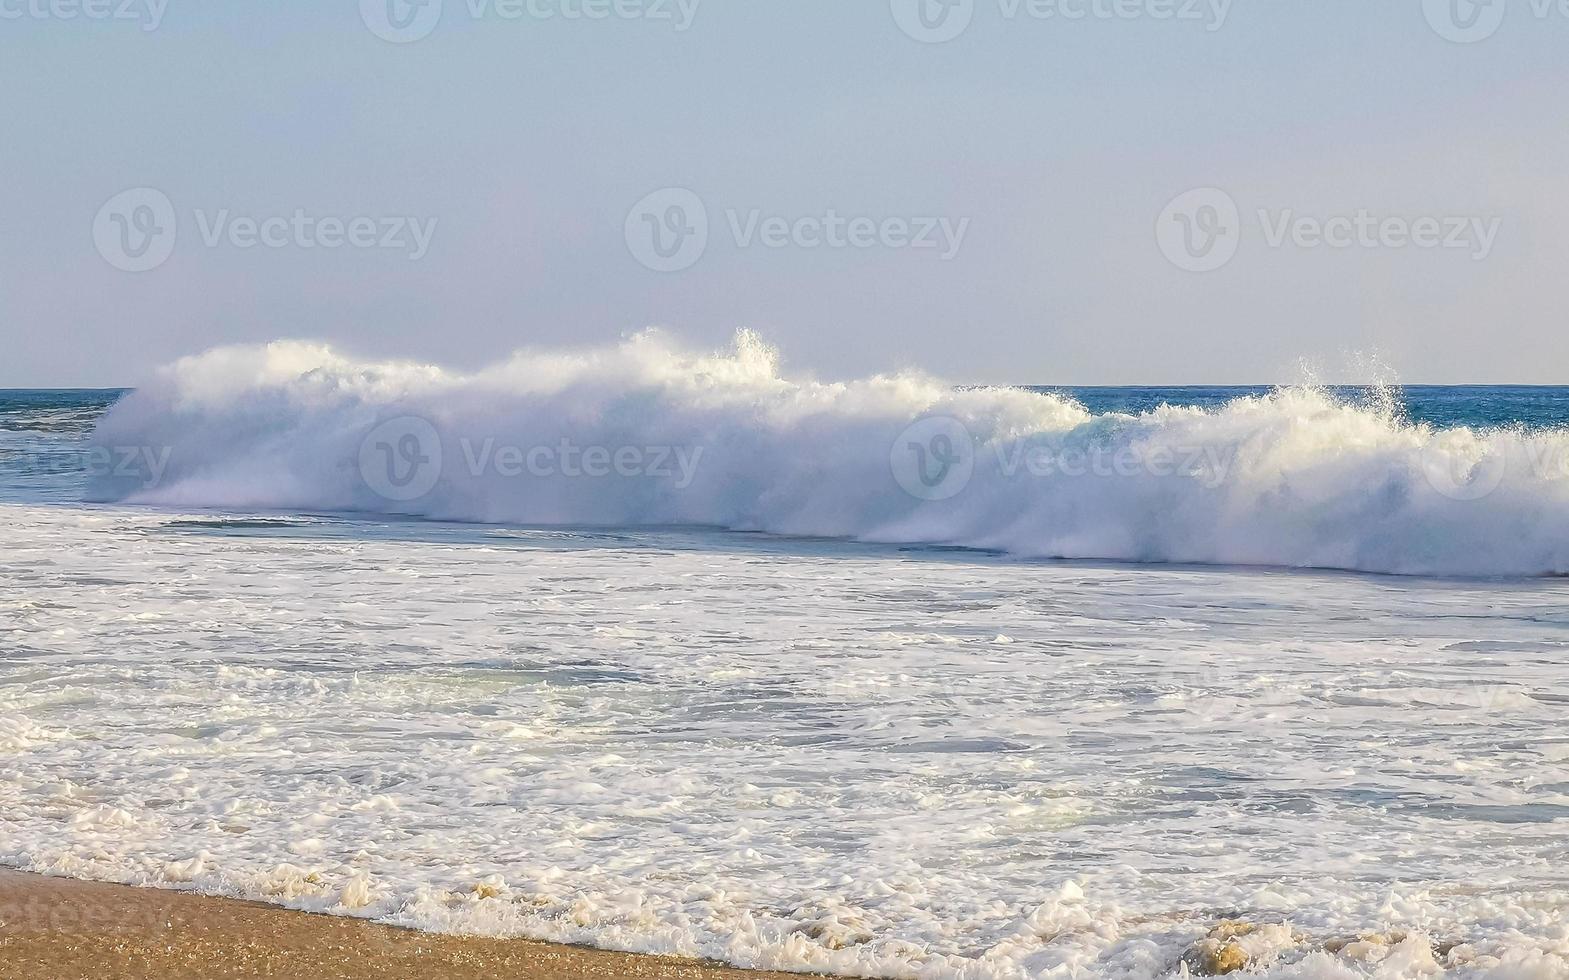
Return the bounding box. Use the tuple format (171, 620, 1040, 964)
(85, 332, 1569, 577)
(4, 337, 1569, 978)
(3, 503, 1569, 978)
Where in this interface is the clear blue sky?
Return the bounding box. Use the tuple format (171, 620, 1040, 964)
(2, 0, 1566, 386)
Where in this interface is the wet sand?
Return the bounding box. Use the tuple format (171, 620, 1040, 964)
(0, 870, 826, 980)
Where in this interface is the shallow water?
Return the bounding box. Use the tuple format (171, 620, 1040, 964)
(3, 503, 1569, 977)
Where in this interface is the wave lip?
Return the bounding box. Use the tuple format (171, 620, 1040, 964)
(88, 331, 1569, 577)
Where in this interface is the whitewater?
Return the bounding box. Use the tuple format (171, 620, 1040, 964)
(3, 333, 1569, 979)
(85, 331, 1569, 577)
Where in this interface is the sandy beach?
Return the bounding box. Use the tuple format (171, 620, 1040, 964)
(0, 870, 827, 980)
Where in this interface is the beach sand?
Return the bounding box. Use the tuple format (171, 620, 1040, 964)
(0, 870, 824, 980)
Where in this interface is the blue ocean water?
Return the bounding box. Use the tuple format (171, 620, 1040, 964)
(0, 389, 124, 503)
(1041, 385, 1569, 430)
(0, 388, 123, 430)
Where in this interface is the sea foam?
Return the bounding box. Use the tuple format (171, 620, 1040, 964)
(89, 331, 1569, 576)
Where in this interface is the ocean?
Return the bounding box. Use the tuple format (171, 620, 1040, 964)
(3, 337, 1568, 978)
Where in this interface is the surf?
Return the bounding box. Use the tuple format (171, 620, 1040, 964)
(86, 330, 1569, 577)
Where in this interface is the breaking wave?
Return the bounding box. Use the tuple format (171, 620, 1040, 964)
(89, 331, 1569, 576)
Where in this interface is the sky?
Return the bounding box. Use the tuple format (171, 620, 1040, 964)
(1, 0, 1566, 387)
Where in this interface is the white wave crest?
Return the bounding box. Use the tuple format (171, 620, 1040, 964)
(89, 331, 1569, 576)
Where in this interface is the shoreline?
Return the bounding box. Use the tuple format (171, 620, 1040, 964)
(0, 870, 831, 980)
